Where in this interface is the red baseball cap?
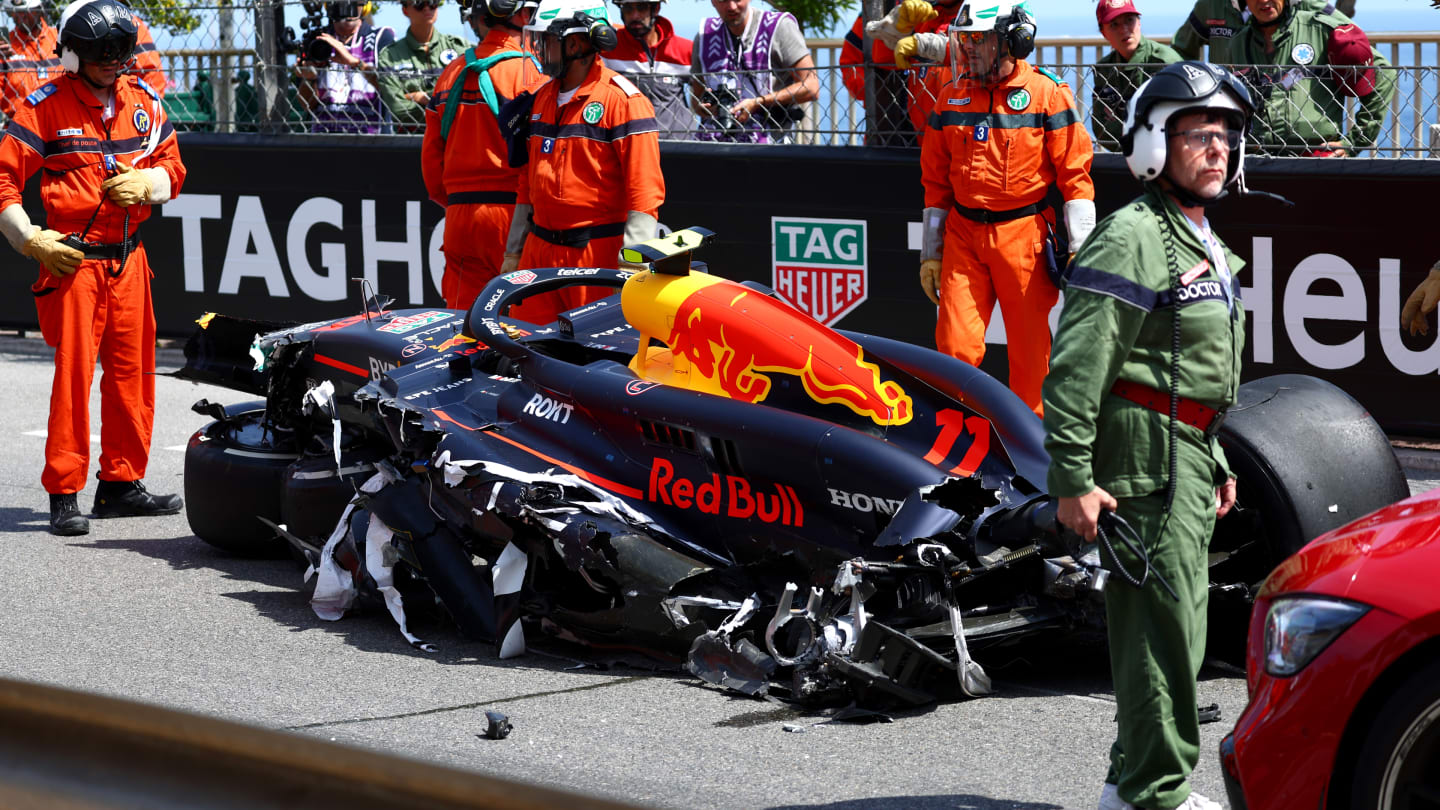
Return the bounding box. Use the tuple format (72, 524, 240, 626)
(1096, 0, 1139, 28)
(1329, 24, 1378, 97)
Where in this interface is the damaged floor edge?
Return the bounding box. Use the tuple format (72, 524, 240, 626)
(285, 674, 654, 731)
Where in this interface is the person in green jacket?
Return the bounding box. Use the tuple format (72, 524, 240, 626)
(378, 0, 470, 133)
(1232, 0, 1394, 156)
(1171, 0, 1350, 64)
(1093, 0, 1181, 151)
(1043, 61, 1251, 810)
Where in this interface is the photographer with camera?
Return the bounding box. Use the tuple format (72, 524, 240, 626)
(293, 0, 396, 133)
(0, 0, 187, 535)
(379, 0, 466, 134)
(690, 0, 817, 143)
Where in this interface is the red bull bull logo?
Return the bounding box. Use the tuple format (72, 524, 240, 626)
(664, 283, 912, 426)
(433, 333, 477, 353)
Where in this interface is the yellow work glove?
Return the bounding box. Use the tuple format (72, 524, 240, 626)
(920, 259, 942, 306)
(894, 35, 920, 70)
(500, 253, 521, 276)
(895, 0, 938, 33)
(22, 229, 84, 278)
(1401, 262, 1440, 336)
(100, 161, 153, 207)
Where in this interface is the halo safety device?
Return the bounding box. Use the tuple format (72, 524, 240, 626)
(56, 0, 138, 73)
(1121, 61, 1255, 188)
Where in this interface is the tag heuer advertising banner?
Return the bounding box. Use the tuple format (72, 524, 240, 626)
(770, 217, 868, 326)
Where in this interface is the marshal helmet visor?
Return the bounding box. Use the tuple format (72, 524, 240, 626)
(68, 29, 136, 64)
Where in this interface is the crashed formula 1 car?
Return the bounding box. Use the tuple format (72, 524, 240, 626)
(178, 228, 1409, 707)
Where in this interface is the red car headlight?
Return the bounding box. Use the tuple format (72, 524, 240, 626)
(1262, 596, 1369, 677)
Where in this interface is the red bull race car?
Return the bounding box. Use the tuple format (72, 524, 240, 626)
(178, 228, 1409, 706)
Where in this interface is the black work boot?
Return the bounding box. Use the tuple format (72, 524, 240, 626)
(92, 479, 184, 518)
(49, 493, 90, 536)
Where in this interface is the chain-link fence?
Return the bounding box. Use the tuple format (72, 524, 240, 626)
(3, 3, 1438, 156)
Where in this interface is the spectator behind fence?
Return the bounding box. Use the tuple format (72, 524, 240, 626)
(690, 0, 817, 143)
(838, 0, 962, 146)
(1231, 0, 1393, 156)
(1171, 0, 1349, 64)
(919, 0, 1095, 417)
(602, 0, 692, 138)
(1, 0, 58, 121)
(379, 0, 467, 133)
(422, 0, 543, 311)
(294, 0, 396, 133)
(1093, 0, 1179, 151)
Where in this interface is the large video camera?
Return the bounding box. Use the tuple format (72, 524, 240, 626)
(702, 82, 805, 138)
(282, 0, 335, 63)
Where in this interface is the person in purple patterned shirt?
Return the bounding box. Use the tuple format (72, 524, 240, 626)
(689, 0, 817, 143)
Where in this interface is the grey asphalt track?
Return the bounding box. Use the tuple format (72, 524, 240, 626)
(0, 333, 1433, 810)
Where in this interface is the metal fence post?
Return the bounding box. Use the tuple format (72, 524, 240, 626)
(216, 0, 235, 133)
(861, 0, 883, 145)
(253, 0, 289, 133)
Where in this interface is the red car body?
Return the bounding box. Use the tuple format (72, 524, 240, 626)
(1221, 486, 1440, 809)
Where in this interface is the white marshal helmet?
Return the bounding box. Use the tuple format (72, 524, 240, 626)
(6, 0, 45, 12)
(947, 0, 1034, 52)
(525, 0, 611, 40)
(946, 0, 1035, 82)
(1122, 61, 1256, 188)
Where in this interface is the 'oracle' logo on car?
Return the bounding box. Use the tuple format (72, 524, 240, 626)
(522, 393, 573, 424)
(647, 459, 804, 527)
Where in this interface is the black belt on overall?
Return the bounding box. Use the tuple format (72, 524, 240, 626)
(1111, 379, 1228, 440)
(952, 200, 1044, 224)
(531, 220, 625, 249)
(446, 191, 517, 206)
(61, 234, 139, 260)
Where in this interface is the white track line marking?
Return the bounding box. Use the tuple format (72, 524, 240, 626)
(25, 430, 187, 452)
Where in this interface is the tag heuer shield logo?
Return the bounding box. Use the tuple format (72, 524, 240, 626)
(772, 217, 868, 327)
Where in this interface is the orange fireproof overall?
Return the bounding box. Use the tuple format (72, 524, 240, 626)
(921, 60, 1094, 415)
(0, 73, 186, 495)
(517, 60, 664, 324)
(422, 29, 544, 314)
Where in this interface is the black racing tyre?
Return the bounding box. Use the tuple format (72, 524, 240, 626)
(184, 407, 299, 557)
(1212, 374, 1410, 584)
(280, 445, 388, 542)
(1206, 375, 1409, 663)
(1345, 657, 1440, 809)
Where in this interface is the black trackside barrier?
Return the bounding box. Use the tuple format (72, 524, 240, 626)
(7, 134, 1436, 437)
